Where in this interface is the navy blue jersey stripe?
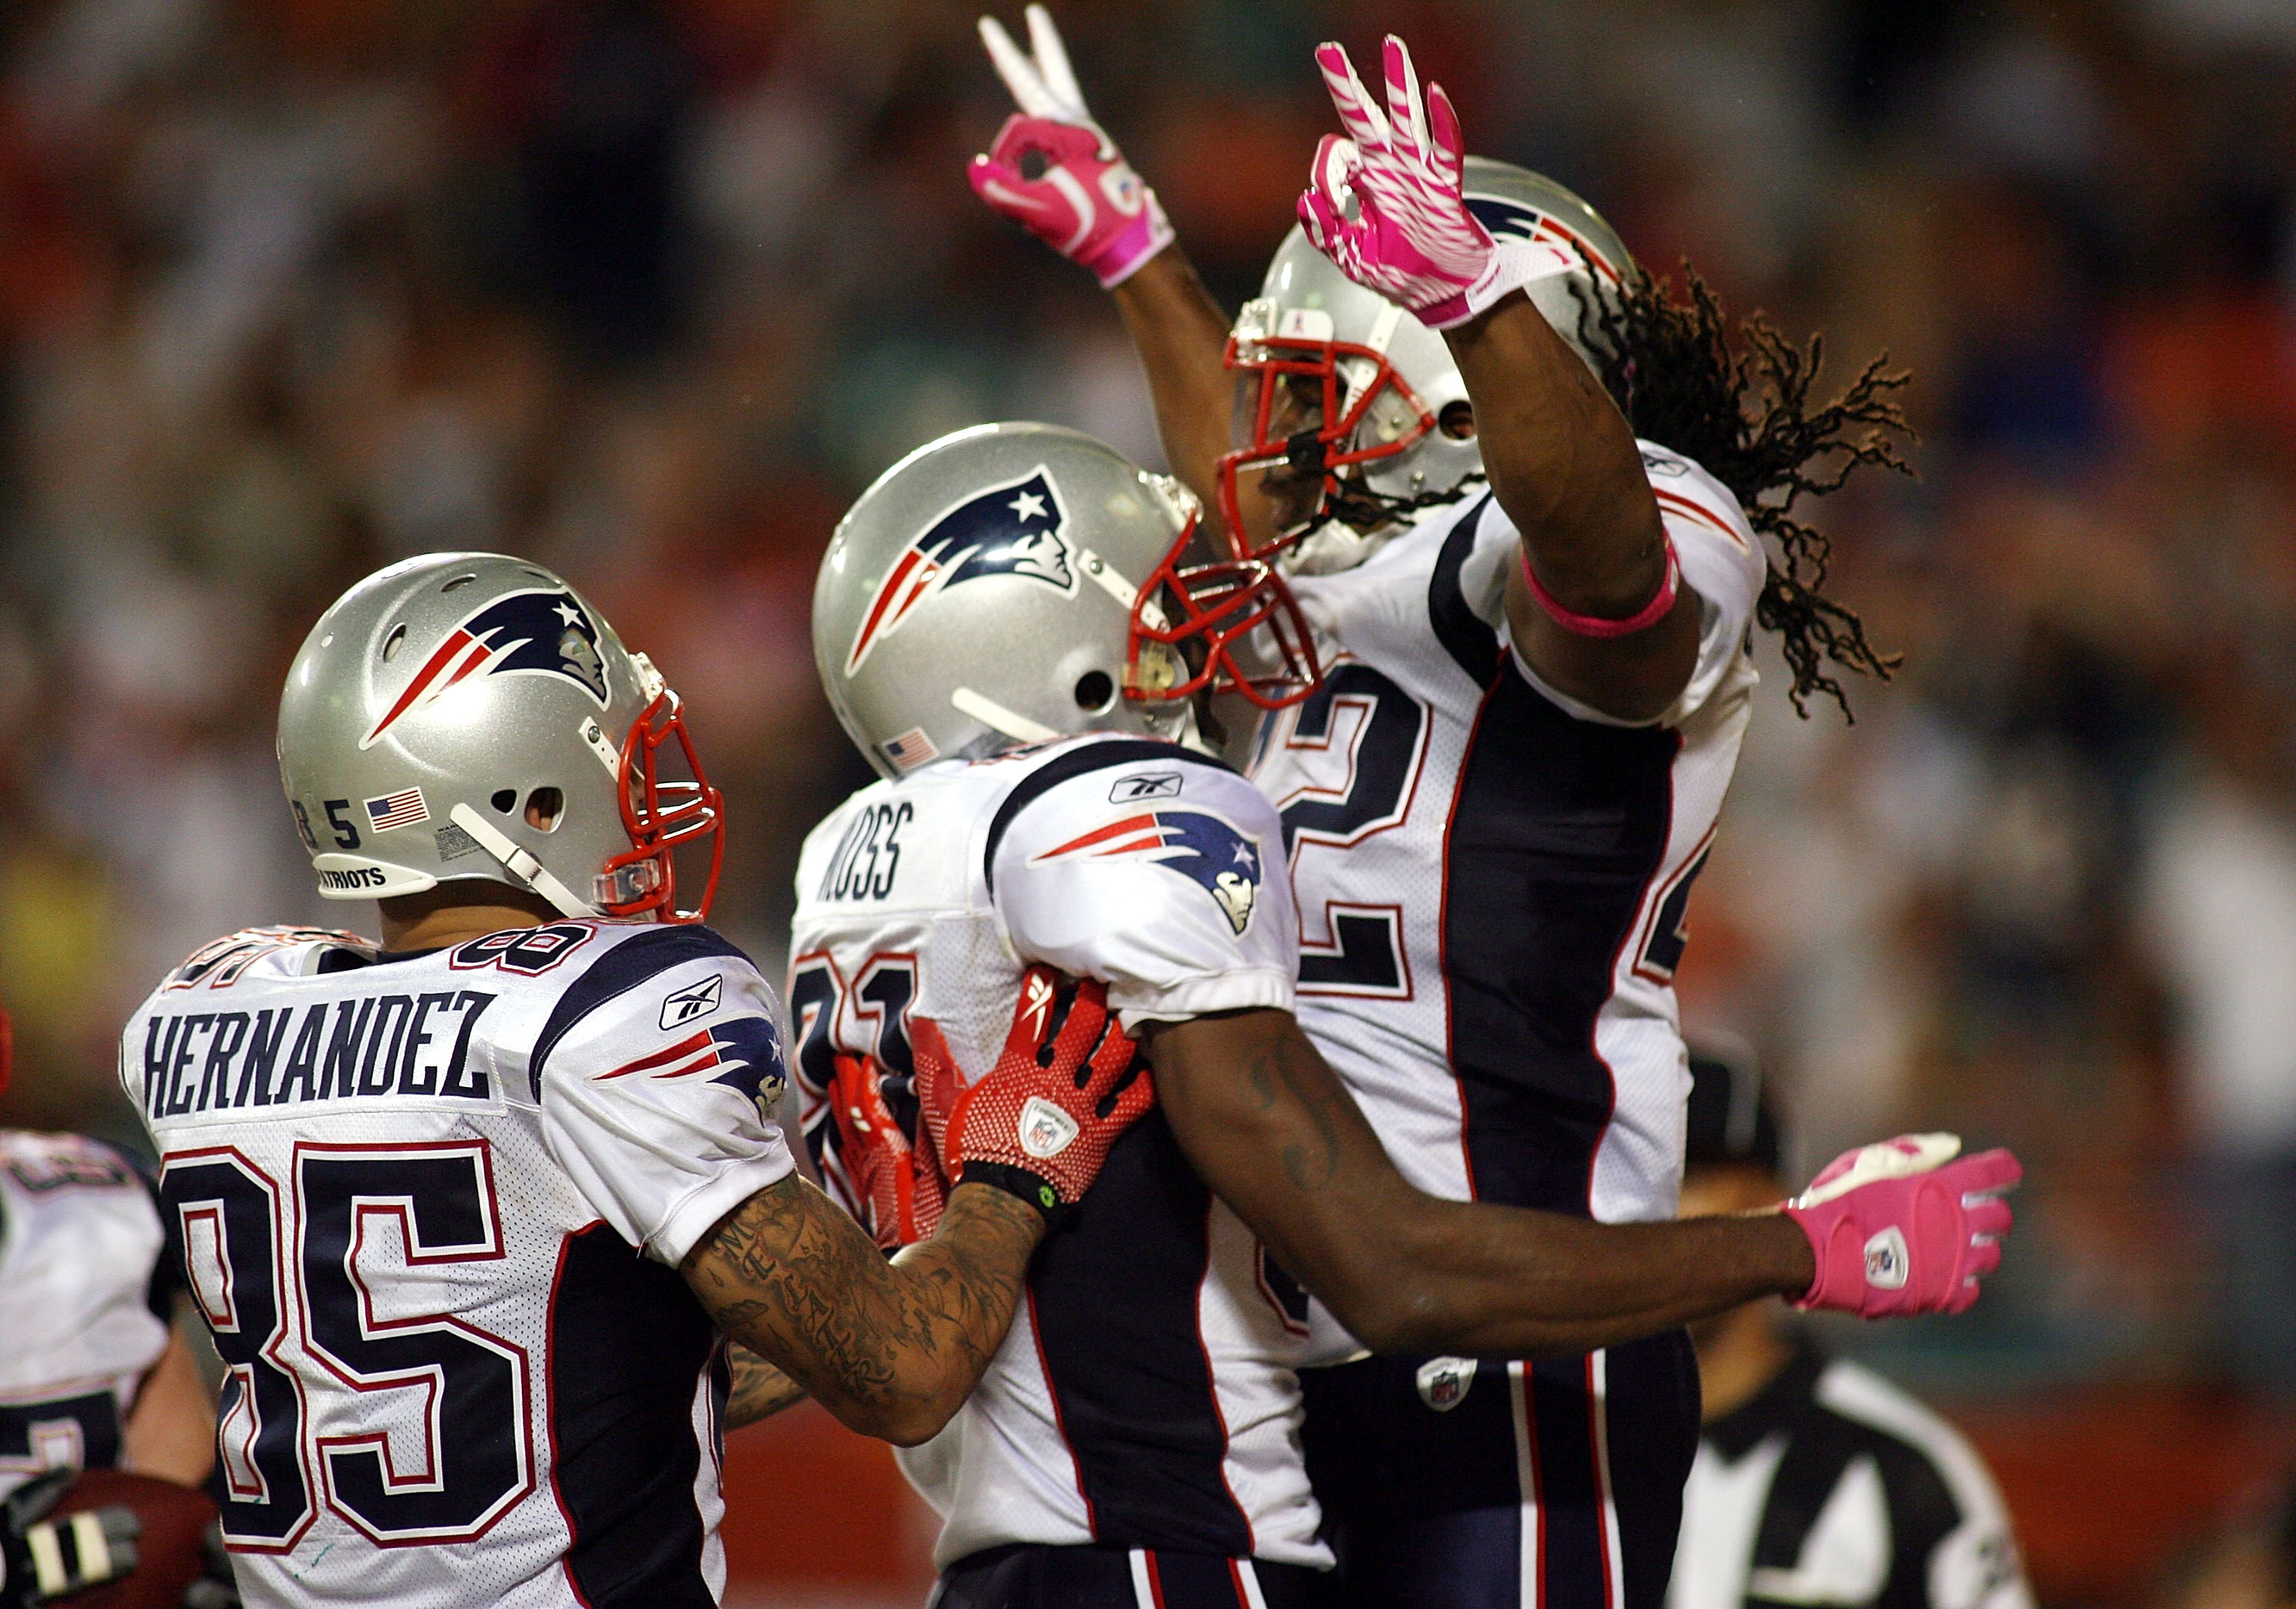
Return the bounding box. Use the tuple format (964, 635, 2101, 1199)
(546, 1222, 717, 1608)
(1603, 1332, 1701, 1609)
(1023, 1113, 1251, 1555)
(1442, 658, 1678, 1213)
(1428, 494, 1506, 687)
(529, 925, 751, 1092)
(982, 740, 1237, 896)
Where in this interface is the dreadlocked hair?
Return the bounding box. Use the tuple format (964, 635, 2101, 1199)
(1573, 262, 1913, 720)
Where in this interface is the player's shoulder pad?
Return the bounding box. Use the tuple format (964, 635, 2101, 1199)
(526, 922, 771, 1089)
(158, 925, 377, 994)
(981, 736, 1257, 895)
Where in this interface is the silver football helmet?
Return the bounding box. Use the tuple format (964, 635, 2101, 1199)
(277, 553, 722, 921)
(1219, 158, 1633, 569)
(817, 422, 1321, 779)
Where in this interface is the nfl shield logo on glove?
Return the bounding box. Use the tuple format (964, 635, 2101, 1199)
(1018, 1095, 1081, 1160)
(1863, 1226, 1910, 1289)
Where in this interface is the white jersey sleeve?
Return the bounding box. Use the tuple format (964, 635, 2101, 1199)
(990, 759, 1297, 1029)
(531, 932, 796, 1266)
(1505, 441, 1768, 729)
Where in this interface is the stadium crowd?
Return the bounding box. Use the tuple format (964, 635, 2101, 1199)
(0, 0, 2292, 1461)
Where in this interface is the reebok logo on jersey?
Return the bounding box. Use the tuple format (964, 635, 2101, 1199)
(363, 589, 610, 748)
(1030, 808, 1264, 935)
(1109, 771, 1182, 802)
(845, 468, 1078, 674)
(1016, 1095, 1080, 1160)
(659, 974, 723, 1031)
(1018, 970, 1057, 1041)
(1863, 1226, 1910, 1290)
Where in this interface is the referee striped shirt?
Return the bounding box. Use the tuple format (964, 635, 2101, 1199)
(1669, 1343, 2032, 1609)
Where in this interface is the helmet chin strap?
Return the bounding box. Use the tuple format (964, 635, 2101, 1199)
(447, 803, 597, 919)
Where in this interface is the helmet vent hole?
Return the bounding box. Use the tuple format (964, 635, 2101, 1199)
(380, 623, 406, 663)
(490, 789, 517, 814)
(1074, 671, 1116, 713)
(524, 788, 565, 833)
(440, 573, 477, 592)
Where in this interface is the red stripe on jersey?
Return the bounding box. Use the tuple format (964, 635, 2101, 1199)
(596, 1030, 711, 1080)
(1032, 812, 1159, 861)
(1652, 487, 1748, 550)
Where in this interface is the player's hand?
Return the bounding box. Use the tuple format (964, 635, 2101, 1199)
(827, 1052, 947, 1252)
(1299, 35, 1574, 330)
(1783, 1134, 2021, 1318)
(946, 965, 1154, 1220)
(968, 5, 1173, 288)
(0, 1468, 140, 1607)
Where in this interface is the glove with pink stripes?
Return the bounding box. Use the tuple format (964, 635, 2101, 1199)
(1784, 1134, 2021, 1319)
(1300, 35, 1574, 330)
(967, 6, 1174, 289)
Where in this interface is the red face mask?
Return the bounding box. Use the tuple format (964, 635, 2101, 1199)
(1124, 501, 1325, 713)
(598, 690, 724, 923)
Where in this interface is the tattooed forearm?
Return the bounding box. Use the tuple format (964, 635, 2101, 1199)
(724, 1343, 807, 1429)
(682, 1174, 1043, 1444)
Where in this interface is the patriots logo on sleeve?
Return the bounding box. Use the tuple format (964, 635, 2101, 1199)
(598, 1017, 788, 1120)
(1030, 808, 1264, 935)
(363, 589, 611, 748)
(845, 468, 1078, 673)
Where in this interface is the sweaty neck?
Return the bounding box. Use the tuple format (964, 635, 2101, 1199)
(377, 884, 564, 955)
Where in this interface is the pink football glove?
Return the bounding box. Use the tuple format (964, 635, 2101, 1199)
(947, 964, 1155, 1219)
(1300, 36, 1576, 330)
(1783, 1134, 2021, 1319)
(968, 6, 1174, 288)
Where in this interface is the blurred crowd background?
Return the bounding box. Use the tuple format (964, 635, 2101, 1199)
(3, 0, 2296, 1601)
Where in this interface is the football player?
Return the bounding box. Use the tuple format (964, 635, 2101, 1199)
(1, 999, 224, 1606)
(116, 553, 1150, 1609)
(794, 422, 2016, 1609)
(966, 17, 1918, 1607)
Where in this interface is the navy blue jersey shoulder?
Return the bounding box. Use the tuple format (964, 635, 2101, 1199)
(530, 925, 753, 1090)
(982, 740, 1237, 895)
(1428, 494, 1506, 687)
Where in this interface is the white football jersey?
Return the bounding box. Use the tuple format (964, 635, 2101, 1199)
(0, 1131, 173, 1500)
(1254, 443, 1765, 1237)
(118, 920, 794, 1609)
(789, 734, 1328, 1570)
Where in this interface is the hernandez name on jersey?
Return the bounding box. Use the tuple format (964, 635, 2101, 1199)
(117, 920, 794, 1609)
(791, 734, 1326, 1571)
(1252, 442, 1766, 1235)
(0, 1131, 175, 1500)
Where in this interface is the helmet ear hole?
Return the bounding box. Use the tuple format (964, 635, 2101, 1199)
(1074, 671, 1116, 713)
(524, 788, 564, 832)
(1438, 401, 1476, 440)
(490, 789, 517, 814)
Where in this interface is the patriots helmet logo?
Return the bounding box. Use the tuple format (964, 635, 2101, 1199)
(1030, 808, 1264, 935)
(1464, 197, 1618, 281)
(846, 467, 1078, 674)
(363, 589, 610, 749)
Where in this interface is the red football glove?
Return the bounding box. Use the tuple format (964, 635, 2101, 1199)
(1783, 1134, 2021, 1318)
(947, 965, 1154, 1220)
(825, 1053, 947, 1252)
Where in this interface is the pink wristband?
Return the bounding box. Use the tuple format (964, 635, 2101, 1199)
(1520, 540, 1680, 638)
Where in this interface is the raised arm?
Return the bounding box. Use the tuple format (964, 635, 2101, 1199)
(1297, 35, 1701, 720)
(1149, 1009, 2015, 1357)
(969, 8, 1289, 545)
